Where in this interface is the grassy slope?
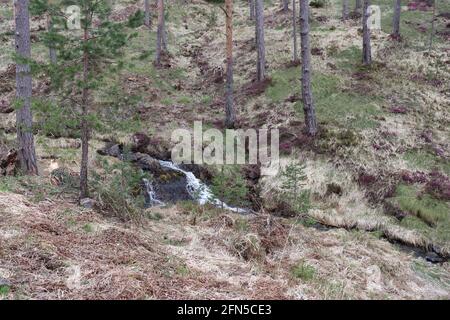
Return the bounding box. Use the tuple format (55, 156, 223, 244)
(0, 0, 449, 299)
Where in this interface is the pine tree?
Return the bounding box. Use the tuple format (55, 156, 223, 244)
(14, 0, 38, 175)
(292, 0, 298, 62)
(248, 0, 255, 20)
(46, 13, 57, 63)
(255, 0, 266, 82)
(31, 0, 142, 199)
(362, 0, 372, 65)
(429, 0, 437, 50)
(342, 0, 349, 20)
(155, 0, 166, 66)
(225, 0, 236, 128)
(392, 0, 402, 39)
(280, 162, 310, 213)
(300, 0, 317, 136)
(144, 0, 151, 27)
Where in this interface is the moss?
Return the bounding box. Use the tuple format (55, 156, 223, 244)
(390, 184, 450, 244)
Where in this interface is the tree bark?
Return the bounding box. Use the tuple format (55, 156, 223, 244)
(80, 25, 89, 199)
(144, 0, 151, 27)
(14, 0, 38, 175)
(47, 14, 56, 64)
(225, 0, 235, 128)
(362, 0, 372, 65)
(255, 0, 266, 82)
(429, 0, 436, 50)
(299, 0, 317, 136)
(355, 0, 362, 11)
(248, 0, 255, 20)
(155, 0, 164, 66)
(292, 0, 298, 61)
(162, 2, 168, 52)
(392, 0, 401, 38)
(282, 0, 289, 12)
(342, 0, 349, 20)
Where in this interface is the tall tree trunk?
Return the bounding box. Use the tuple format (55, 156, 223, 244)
(362, 0, 372, 65)
(14, 0, 38, 175)
(292, 0, 298, 61)
(225, 0, 235, 128)
(355, 0, 362, 11)
(248, 0, 255, 20)
(80, 26, 89, 199)
(342, 0, 349, 20)
(282, 0, 289, 12)
(299, 0, 317, 136)
(144, 0, 151, 27)
(162, 9, 168, 52)
(255, 0, 266, 82)
(155, 0, 164, 66)
(429, 0, 436, 50)
(47, 14, 56, 64)
(392, 0, 401, 39)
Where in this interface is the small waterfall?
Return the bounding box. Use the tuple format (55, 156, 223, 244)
(158, 160, 248, 214)
(142, 178, 165, 208)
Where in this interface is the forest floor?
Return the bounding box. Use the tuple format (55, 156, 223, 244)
(1, 0, 450, 299)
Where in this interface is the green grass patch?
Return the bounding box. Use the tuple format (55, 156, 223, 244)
(404, 149, 450, 175)
(388, 184, 450, 244)
(291, 261, 316, 281)
(268, 66, 381, 129)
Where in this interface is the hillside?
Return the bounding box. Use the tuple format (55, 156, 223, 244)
(0, 0, 449, 299)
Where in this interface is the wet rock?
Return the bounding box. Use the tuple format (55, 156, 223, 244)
(97, 143, 123, 157)
(80, 198, 95, 209)
(426, 252, 444, 264)
(127, 152, 162, 174)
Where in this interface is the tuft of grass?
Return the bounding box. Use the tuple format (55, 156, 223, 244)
(404, 149, 450, 175)
(291, 261, 316, 281)
(177, 95, 192, 105)
(176, 264, 190, 277)
(234, 218, 250, 232)
(82, 223, 94, 233)
(161, 97, 174, 106)
(388, 184, 450, 244)
(147, 211, 163, 221)
(0, 285, 10, 297)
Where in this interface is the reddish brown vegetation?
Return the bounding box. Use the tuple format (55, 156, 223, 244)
(425, 171, 450, 201)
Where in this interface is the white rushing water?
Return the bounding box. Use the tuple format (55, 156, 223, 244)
(158, 160, 248, 214)
(142, 178, 165, 207)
